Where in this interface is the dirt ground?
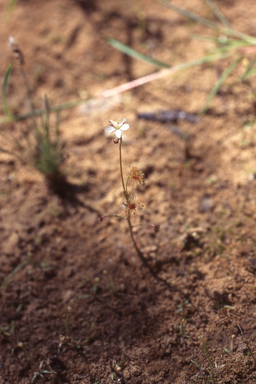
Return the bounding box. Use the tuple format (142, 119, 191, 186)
(1, 0, 256, 383)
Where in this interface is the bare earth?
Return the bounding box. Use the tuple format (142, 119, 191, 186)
(1, 0, 256, 383)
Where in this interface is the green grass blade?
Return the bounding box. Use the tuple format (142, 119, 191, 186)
(191, 360, 201, 369)
(1, 260, 28, 290)
(155, 0, 256, 45)
(6, 0, 18, 19)
(241, 57, 256, 81)
(106, 37, 170, 68)
(201, 57, 241, 114)
(228, 31, 256, 46)
(0, 51, 232, 124)
(191, 35, 248, 48)
(204, 0, 233, 29)
(207, 40, 250, 56)
(2, 63, 13, 120)
(0, 98, 88, 124)
(55, 110, 60, 139)
(224, 348, 231, 355)
(156, 0, 219, 31)
(246, 68, 256, 79)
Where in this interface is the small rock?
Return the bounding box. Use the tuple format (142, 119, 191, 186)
(198, 194, 214, 213)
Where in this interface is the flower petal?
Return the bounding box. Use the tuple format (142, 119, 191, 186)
(115, 130, 122, 138)
(120, 118, 127, 127)
(109, 120, 118, 128)
(120, 123, 129, 131)
(105, 126, 115, 133)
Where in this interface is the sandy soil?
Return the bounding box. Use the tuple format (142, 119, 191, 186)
(1, 0, 256, 383)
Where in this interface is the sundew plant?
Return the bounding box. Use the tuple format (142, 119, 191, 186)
(101, 118, 159, 267)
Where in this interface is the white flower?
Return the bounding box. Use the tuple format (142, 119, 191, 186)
(105, 118, 129, 138)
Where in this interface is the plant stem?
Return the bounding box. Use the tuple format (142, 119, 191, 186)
(180, 319, 184, 335)
(104, 271, 115, 295)
(19, 66, 37, 132)
(65, 307, 71, 336)
(244, 339, 256, 367)
(127, 211, 147, 266)
(117, 132, 173, 290)
(118, 138, 145, 264)
(18, 343, 40, 373)
(119, 137, 126, 196)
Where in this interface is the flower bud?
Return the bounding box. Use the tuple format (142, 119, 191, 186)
(9, 36, 24, 66)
